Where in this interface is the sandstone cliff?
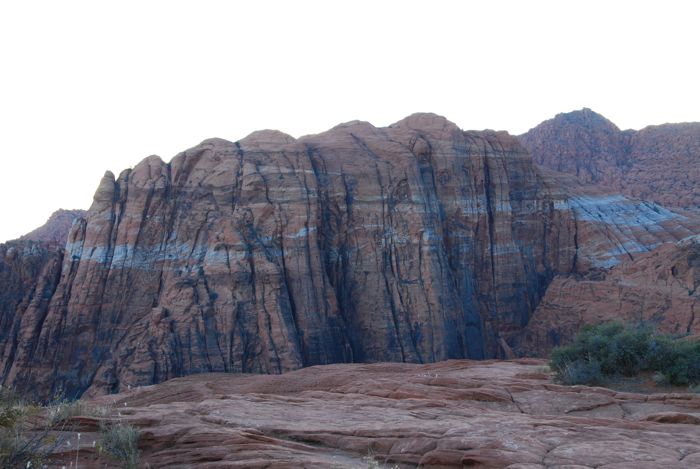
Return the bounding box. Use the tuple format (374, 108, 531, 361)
(0, 241, 64, 380)
(517, 234, 700, 356)
(519, 108, 700, 211)
(1, 113, 698, 398)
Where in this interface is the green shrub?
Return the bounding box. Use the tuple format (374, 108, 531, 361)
(557, 359, 603, 385)
(660, 339, 700, 386)
(98, 421, 140, 469)
(550, 321, 700, 387)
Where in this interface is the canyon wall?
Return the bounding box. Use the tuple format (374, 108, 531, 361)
(1, 113, 698, 398)
(517, 234, 700, 356)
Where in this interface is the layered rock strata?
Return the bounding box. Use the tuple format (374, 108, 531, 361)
(1, 113, 698, 398)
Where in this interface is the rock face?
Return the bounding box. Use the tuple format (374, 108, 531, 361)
(50, 360, 700, 468)
(519, 108, 700, 211)
(517, 235, 700, 356)
(19, 209, 86, 246)
(1, 113, 698, 398)
(0, 241, 64, 382)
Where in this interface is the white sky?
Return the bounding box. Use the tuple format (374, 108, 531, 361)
(1, 0, 699, 242)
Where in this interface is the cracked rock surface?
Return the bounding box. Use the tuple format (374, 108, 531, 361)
(1, 113, 699, 398)
(55, 359, 700, 468)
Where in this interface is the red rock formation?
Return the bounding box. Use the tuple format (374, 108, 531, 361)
(19, 209, 86, 246)
(520, 108, 700, 211)
(626, 123, 700, 208)
(1, 113, 698, 399)
(0, 241, 64, 378)
(518, 235, 700, 356)
(48, 360, 700, 468)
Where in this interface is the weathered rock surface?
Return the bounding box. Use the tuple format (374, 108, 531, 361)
(0, 240, 64, 379)
(19, 208, 86, 245)
(520, 108, 700, 211)
(1, 113, 699, 398)
(518, 235, 700, 356)
(49, 360, 700, 468)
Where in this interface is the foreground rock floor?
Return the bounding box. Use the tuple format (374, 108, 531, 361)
(59, 359, 700, 468)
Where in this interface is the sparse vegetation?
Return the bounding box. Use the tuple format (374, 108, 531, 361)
(358, 449, 399, 469)
(47, 397, 112, 424)
(0, 386, 128, 468)
(98, 421, 140, 469)
(0, 386, 72, 468)
(550, 321, 700, 387)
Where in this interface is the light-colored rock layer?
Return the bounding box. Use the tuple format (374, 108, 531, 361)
(1, 113, 698, 399)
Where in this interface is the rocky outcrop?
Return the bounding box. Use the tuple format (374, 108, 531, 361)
(19, 209, 86, 246)
(1, 113, 699, 399)
(517, 235, 700, 356)
(520, 108, 700, 211)
(49, 360, 700, 468)
(0, 241, 64, 380)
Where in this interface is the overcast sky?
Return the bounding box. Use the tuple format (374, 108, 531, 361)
(1, 0, 698, 242)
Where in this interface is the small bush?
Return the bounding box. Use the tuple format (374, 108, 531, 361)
(557, 359, 603, 385)
(660, 339, 700, 386)
(652, 371, 668, 385)
(98, 421, 140, 469)
(550, 321, 700, 387)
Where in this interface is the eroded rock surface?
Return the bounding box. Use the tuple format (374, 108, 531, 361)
(51, 360, 700, 468)
(0, 240, 64, 379)
(520, 108, 700, 211)
(1, 113, 698, 398)
(518, 234, 700, 356)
